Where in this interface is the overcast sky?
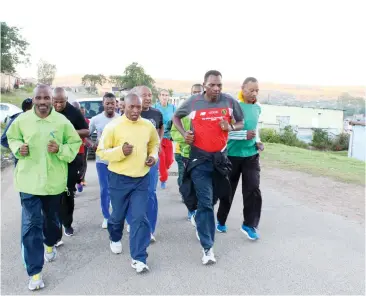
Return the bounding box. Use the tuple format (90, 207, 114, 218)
(1, 0, 365, 86)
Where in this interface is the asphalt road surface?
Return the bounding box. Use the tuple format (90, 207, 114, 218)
(1, 161, 364, 295)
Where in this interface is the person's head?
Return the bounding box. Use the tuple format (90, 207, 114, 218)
(203, 70, 222, 101)
(191, 84, 204, 95)
(124, 93, 142, 121)
(118, 98, 125, 112)
(158, 89, 169, 106)
(242, 77, 259, 104)
(22, 98, 33, 112)
(80, 106, 86, 116)
(131, 86, 152, 111)
(52, 87, 68, 112)
(33, 84, 53, 117)
(71, 101, 80, 109)
(103, 92, 117, 116)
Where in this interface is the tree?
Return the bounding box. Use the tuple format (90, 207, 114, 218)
(81, 74, 106, 93)
(109, 75, 124, 88)
(37, 59, 57, 85)
(1, 22, 30, 74)
(120, 62, 155, 89)
(168, 88, 174, 96)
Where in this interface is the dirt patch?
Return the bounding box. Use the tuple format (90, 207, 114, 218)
(261, 165, 365, 224)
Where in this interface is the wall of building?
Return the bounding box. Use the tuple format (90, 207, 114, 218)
(348, 125, 366, 161)
(259, 104, 344, 132)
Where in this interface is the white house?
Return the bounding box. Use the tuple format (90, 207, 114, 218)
(348, 121, 366, 162)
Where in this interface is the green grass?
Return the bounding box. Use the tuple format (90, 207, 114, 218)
(261, 143, 365, 185)
(1, 88, 33, 107)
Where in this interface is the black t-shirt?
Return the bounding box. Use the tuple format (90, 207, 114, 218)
(59, 102, 89, 130)
(141, 108, 163, 130)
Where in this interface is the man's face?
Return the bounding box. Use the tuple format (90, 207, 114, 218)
(53, 94, 67, 112)
(103, 98, 116, 115)
(125, 96, 142, 121)
(118, 100, 125, 111)
(203, 75, 222, 101)
(80, 107, 86, 116)
(140, 87, 153, 110)
(242, 81, 259, 103)
(191, 86, 204, 95)
(33, 88, 52, 115)
(159, 91, 169, 106)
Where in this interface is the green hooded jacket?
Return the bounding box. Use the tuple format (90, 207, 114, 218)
(6, 107, 82, 196)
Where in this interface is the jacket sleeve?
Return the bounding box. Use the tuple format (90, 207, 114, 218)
(96, 124, 126, 162)
(56, 122, 83, 163)
(6, 117, 26, 159)
(148, 126, 160, 161)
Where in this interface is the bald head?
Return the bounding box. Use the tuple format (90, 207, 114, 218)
(53, 87, 68, 112)
(124, 93, 142, 121)
(71, 101, 80, 109)
(130, 85, 152, 111)
(34, 84, 52, 97)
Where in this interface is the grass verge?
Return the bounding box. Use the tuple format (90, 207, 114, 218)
(261, 143, 365, 185)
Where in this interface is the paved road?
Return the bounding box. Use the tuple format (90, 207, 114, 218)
(1, 161, 364, 295)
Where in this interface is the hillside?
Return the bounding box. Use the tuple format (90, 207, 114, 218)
(53, 75, 365, 101)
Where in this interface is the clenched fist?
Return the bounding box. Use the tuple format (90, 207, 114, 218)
(19, 144, 29, 156)
(48, 140, 59, 153)
(122, 142, 134, 156)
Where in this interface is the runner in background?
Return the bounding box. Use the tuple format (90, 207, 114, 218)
(171, 84, 204, 207)
(79, 106, 91, 188)
(97, 93, 159, 273)
(6, 84, 81, 290)
(217, 77, 263, 240)
(154, 89, 175, 189)
(89, 93, 120, 229)
(118, 97, 125, 115)
(173, 70, 244, 265)
(53, 88, 89, 237)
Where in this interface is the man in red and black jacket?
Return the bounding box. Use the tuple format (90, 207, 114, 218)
(173, 70, 244, 265)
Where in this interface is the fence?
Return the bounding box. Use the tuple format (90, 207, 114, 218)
(1, 73, 19, 92)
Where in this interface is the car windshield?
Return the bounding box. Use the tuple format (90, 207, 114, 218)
(79, 101, 103, 119)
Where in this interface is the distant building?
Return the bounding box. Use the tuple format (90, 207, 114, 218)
(258, 104, 344, 143)
(348, 121, 365, 162)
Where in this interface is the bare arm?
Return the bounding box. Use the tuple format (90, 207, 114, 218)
(77, 129, 90, 138)
(158, 125, 164, 139)
(172, 115, 186, 137)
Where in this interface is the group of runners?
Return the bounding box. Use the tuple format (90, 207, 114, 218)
(3, 70, 264, 291)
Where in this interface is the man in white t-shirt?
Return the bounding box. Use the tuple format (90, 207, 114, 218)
(89, 93, 120, 228)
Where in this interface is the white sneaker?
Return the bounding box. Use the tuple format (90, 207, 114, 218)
(110, 241, 122, 254)
(190, 214, 197, 228)
(55, 240, 64, 247)
(102, 219, 108, 229)
(202, 248, 216, 265)
(127, 224, 130, 233)
(150, 233, 156, 243)
(44, 246, 57, 262)
(131, 260, 149, 273)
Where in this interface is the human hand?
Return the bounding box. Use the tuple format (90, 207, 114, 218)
(219, 119, 230, 131)
(48, 140, 59, 153)
(122, 142, 134, 156)
(247, 130, 256, 140)
(19, 143, 29, 156)
(256, 142, 264, 152)
(184, 130, 194, 144)
(145, 156, 156, 167)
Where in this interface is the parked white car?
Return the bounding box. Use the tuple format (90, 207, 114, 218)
(0, 103, 22, 124)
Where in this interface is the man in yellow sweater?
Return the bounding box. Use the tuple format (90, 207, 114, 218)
(96, 93, 159, 273)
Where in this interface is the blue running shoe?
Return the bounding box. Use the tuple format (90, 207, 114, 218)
(216, 223, 227, 233)
(161, 182, 167, 189)
(241, 225, 259, 240)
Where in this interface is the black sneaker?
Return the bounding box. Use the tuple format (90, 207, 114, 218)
(64, 227, 74, 236)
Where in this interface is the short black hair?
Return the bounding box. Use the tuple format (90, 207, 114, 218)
(204, 70, 222, 82)
(22, 98, 33, 112)
(243, 77, 258, 85)
(191, 84, 203, 90)
(103, 92, 116, 100)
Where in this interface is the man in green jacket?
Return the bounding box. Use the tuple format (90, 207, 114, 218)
(6, 84, 82, 291)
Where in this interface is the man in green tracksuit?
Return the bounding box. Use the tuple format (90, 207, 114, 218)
(216, 77, 264, 240)
(6, 84, 81, 291)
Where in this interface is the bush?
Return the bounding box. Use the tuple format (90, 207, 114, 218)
(311, 128, 332, 150)
(260, 128, 281, 143)
(260, 126, 308, 148)
(331, 133, 350, 151)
